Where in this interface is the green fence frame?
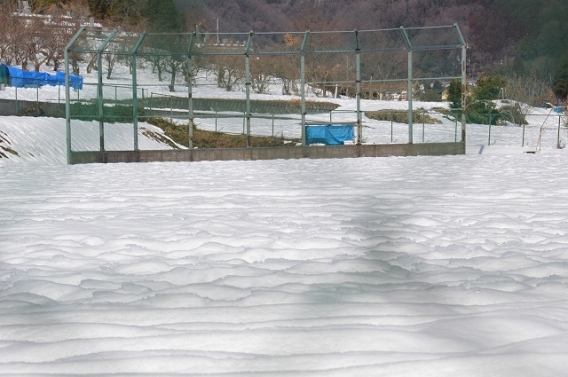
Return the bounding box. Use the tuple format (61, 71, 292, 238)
(64, 25, 468, 164)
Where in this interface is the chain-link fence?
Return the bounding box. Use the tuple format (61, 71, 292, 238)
(60, 25, 467, 162)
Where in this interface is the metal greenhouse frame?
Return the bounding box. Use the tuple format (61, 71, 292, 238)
(64, 24, 467, 164)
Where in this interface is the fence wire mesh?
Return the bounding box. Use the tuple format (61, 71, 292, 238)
(59, 26, 467, 158)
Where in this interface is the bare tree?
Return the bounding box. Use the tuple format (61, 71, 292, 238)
(250, 55, 275, 94)
(502, 75, 555, 125)
(26, 17, 50, 71)
(163, 55, 184, 92)
(213, 55, 244, 91)
(104, 52, 118, 80)
(42, 23, 75, 71)
(0, 4, 17, 64)
(148, 55, 166, 82)
(1, 10, 28, 67)
(274, 34, 301, 95)
(84, 52, 97, 74)
(506, 75, 554, 108)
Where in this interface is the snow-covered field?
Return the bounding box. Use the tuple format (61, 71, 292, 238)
(2, 64, 568, 376)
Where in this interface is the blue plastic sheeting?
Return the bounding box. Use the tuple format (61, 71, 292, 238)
(306, 124, 354, 145)
(0, 64, 83, 90)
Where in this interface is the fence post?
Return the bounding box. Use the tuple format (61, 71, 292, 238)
(355, 30, 363, 145)
(558, 115, 562, 149)
(244, 31, 253, 147)
(390, 111, 394, 143)
(422, 110, 425, 142)
(455, 117, 458, 142)
(488, 114, 493, 146)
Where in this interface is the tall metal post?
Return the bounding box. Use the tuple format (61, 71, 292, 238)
(300, 31, 309, 146)
(187, 32, 196, 149)
(131, 33, 147, 151)
(244, 31, 254, 147)
(64, 27, 85, 164)
(355, 30, 362, 144)
(461, 45, 467, 143)
(408, 49, 413, 143)
(455, 24, 468, 143)
(97, 30, 117, 153)
(400, 27, 413, 144)
(558, 115, 562, 149)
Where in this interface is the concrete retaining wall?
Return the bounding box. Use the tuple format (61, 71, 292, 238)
(0, 99, 64, 117)
(0, 97, 337, 117)
(70, 142, 465, 164)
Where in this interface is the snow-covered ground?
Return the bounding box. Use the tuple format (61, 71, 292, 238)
(2, 64, 568, 376)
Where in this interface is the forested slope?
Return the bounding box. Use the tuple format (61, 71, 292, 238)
(15, 0, 568, 98)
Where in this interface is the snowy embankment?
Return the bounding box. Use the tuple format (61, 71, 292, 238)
(0, 116, 183, 164)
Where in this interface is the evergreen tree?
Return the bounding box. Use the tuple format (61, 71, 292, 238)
(87, 0, 112, 20)
(145, 0, 185, 32)
(87, 0, 145, 24)
(448, 79, 462, 110)
(473, 75, 506, 102)
(552, 58, 568, 101)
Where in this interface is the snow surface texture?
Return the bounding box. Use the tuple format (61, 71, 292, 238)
(2, 152, 568, 376)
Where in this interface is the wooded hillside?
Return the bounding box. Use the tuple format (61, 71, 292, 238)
(12, 0, 568, 99)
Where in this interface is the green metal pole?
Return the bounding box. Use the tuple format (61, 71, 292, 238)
(400, 26, 413, 144)
(300, 31, 309, 146)
(422, 110, 425, 142)
(407, 49, 414, 144)
(64, 27, 85, 165)
(355, 30, 362, 145)
(187, 32, 196, 149)
(455, 24, 468, 144)
(488, 114, 492, 146)
(391, 112, 394, 143)
(557, 115, 562, 149)
(97, 52, 104, 152)
(461, 45, 467, 143)
(97, 30, 118, 153)
(245, 31, 253, 148)
(132, 33, 147, 151)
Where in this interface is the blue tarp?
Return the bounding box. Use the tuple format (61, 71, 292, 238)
(0, 64, 83, 90)
(306, 124, 354, 145)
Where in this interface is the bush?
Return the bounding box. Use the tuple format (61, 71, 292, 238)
(21, 106, 45, 117)
(499, 103, 528, 125)
(365, 110, 442, 124)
